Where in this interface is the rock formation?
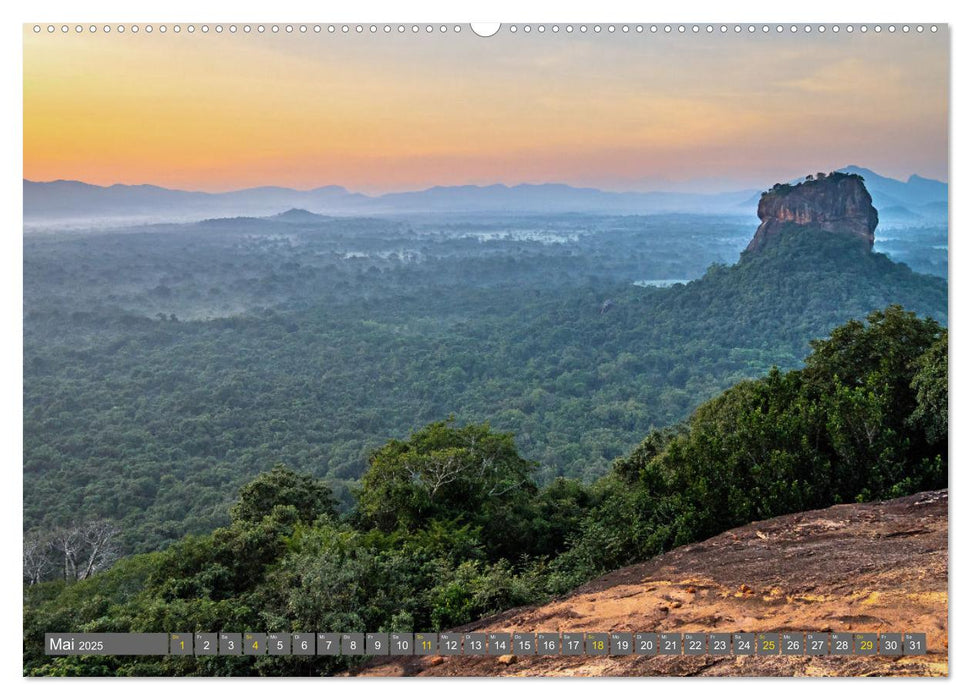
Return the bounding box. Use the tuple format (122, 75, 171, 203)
(354, 490, 947, 677)
(746, 172, 879, 253)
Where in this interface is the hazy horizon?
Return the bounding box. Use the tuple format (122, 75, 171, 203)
(21, 164, 949, 198)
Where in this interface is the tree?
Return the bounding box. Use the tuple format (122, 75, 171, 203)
(51, 526, 82, 581)
(230, 465, 337, 526)
(910, 329, 948, 445)
(76, 520, 120, 580)
(357, 419, 538, 556)
(23, 532, 53, 584)
(49, 520, 120, 581)
(804, 307, 939, 430)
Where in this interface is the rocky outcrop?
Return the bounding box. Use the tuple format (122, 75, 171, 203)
(355, 490, 947, 677)
(746, 172, 879, 253)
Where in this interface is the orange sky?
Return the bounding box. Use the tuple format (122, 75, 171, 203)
(23, 26, 949, 193)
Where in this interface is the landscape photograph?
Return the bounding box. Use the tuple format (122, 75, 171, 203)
(22, 23, 948, 677)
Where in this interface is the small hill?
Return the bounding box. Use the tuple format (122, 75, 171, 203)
(355, 490, 947, 677)
(269, 208, 331, 223)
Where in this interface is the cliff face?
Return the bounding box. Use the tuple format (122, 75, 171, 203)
(746, 173, 879, 253)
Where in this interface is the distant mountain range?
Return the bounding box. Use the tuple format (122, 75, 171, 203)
(23, 166, 947, 228)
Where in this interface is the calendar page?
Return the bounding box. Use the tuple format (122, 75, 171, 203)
(22, 20, 948, 679)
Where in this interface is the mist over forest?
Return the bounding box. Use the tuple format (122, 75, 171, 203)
(22, 163, 951, 676)
(24, 182, 947, 555)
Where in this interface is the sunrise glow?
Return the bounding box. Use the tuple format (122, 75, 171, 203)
(23, 26, 949, 193)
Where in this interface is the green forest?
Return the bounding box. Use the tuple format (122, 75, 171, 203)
(23, 305, 947, 676)
(24, 216, 946, 555)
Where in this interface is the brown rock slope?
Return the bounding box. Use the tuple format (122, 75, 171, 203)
(356, 490, 947, 677)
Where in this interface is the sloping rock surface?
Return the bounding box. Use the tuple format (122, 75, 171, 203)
(355, 490, 948, 677)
